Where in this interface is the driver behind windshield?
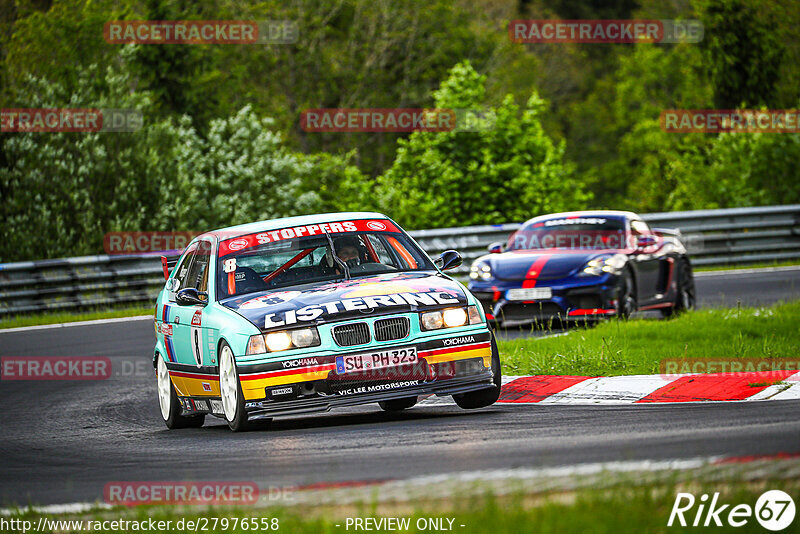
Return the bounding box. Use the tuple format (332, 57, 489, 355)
(333, 235, 363, 271)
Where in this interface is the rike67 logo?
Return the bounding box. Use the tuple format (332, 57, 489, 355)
(669, 490, 796, 531)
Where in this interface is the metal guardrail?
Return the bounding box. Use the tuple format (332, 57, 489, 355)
(2, 205, 799, 317)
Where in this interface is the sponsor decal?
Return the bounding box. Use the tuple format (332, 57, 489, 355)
(202, 382, 212, 392)
(218, 219, 400, 256)
(336, 380, 420, 396)
(191, 399, 209, 411)
(240, 291, 302, 310)
(191, 310, 202, 327)
(264, 291, 460, 328)
(159, 323, 173, 336)
(209, 399, 224, 415)
(281, 358, 319, 369)
(366, 220, 387, 231)
(270, 387, 294, 396)
(442, 335, 476, 347)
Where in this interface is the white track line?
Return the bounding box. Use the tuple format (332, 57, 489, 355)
(0, 315, 152, 334)
(695, 265, 800, 277)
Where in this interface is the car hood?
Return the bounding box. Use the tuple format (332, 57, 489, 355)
(221, 271, 469, 332)
(477, 250, 614, 281)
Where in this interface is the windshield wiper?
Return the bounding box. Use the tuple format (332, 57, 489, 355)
(324, 232, 350, 280)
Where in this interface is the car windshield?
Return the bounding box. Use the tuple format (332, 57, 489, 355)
(216, 220, 434, 298)
(507, 216, 628, 251)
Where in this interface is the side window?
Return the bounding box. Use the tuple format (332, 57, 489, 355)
(366, 235, 395, 265)
(184, 240, 212, 295)
(172, 243, 198, 291)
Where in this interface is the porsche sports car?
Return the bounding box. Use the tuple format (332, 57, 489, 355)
(153, 212, 501, 431)
(468, 211, 695, 325)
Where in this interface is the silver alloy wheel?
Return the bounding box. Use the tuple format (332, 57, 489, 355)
(219, 345, 238, 422)
(157, 357, 171, 421)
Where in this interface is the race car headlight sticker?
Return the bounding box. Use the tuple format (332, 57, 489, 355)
(469, 261, 492, 280)
(246, 335, 267, 355)
(580, 254, 626, 276)
(290, 327, 320, 348)
(265, 331, 293, 352)
(421, 310, 444, 330)
(421, 307, 470, 330)
(468, 305, 483, 324)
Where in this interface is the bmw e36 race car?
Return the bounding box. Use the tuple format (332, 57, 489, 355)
(468, 211, 695, 325)
(153, 212, 501, 431)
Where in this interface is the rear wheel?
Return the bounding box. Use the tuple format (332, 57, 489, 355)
(453, 333, 502, 409)
(219, 341, 250, 432)
(662, 258, 696, 317)
(379, 397, 418, 411)
(157, 357, 205, 429)
(616, 268, 637, 319)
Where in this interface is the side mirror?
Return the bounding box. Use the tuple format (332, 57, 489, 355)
(176, 287, 208, 306)
(636, 235, 657, 249)
(487, 242, 504, 254)
(160, 256, 170, 280)
(435, 250, 463, 271)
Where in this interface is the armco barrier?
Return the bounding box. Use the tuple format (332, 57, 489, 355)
(1, 205, 798, 317)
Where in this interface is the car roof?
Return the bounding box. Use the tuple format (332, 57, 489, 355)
(197, 212, 391, 240)
(523, 210, 638, 225)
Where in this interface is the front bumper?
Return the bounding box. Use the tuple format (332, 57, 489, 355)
(469, 274, 621, 323)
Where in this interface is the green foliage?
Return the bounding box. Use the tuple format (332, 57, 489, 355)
(377, 61, 588, 229)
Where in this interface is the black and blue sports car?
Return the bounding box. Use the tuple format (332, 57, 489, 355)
(468, 211, 695, 325)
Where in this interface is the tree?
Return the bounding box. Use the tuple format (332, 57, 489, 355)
(377, 61, 587, 229)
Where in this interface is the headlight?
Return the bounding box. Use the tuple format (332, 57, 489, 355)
(421, 307, 477, 330)
(580, 254, 627, 276)
(246, 327, 320, 355)
(469, 261, 492, 280)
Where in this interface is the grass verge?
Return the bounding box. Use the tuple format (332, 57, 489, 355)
(0, 306, 152, 330)
(4, 480, 796, 533)
(497, 300, 800, 376)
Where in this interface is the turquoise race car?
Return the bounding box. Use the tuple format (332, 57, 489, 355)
(153, 212, 501, 431)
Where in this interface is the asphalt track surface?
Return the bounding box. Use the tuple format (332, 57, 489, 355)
(1, 267, 799, 507)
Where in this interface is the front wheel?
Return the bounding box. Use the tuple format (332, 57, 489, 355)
(453, 333, 502, 409)
(157, 356, 205, 429)
(219, 341, 250, 432)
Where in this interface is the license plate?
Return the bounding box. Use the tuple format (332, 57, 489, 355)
(506, 287, 553, 301)
(336, 347, 418, 374)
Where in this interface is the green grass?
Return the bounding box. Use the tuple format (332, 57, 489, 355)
(498, 301, 800, 376)
(0, 306, 153, 329)
(694, 259, 800, 272)
(4, 481, 796, 533)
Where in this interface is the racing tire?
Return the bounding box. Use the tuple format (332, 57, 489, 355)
(157, 356, 205, 429)
(662, 258, 696, 318)
(616, 268, 637, 320)
(453, 333, 502, 409)
(379, 397, 418, 412)
(219, 341, 250, 432)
